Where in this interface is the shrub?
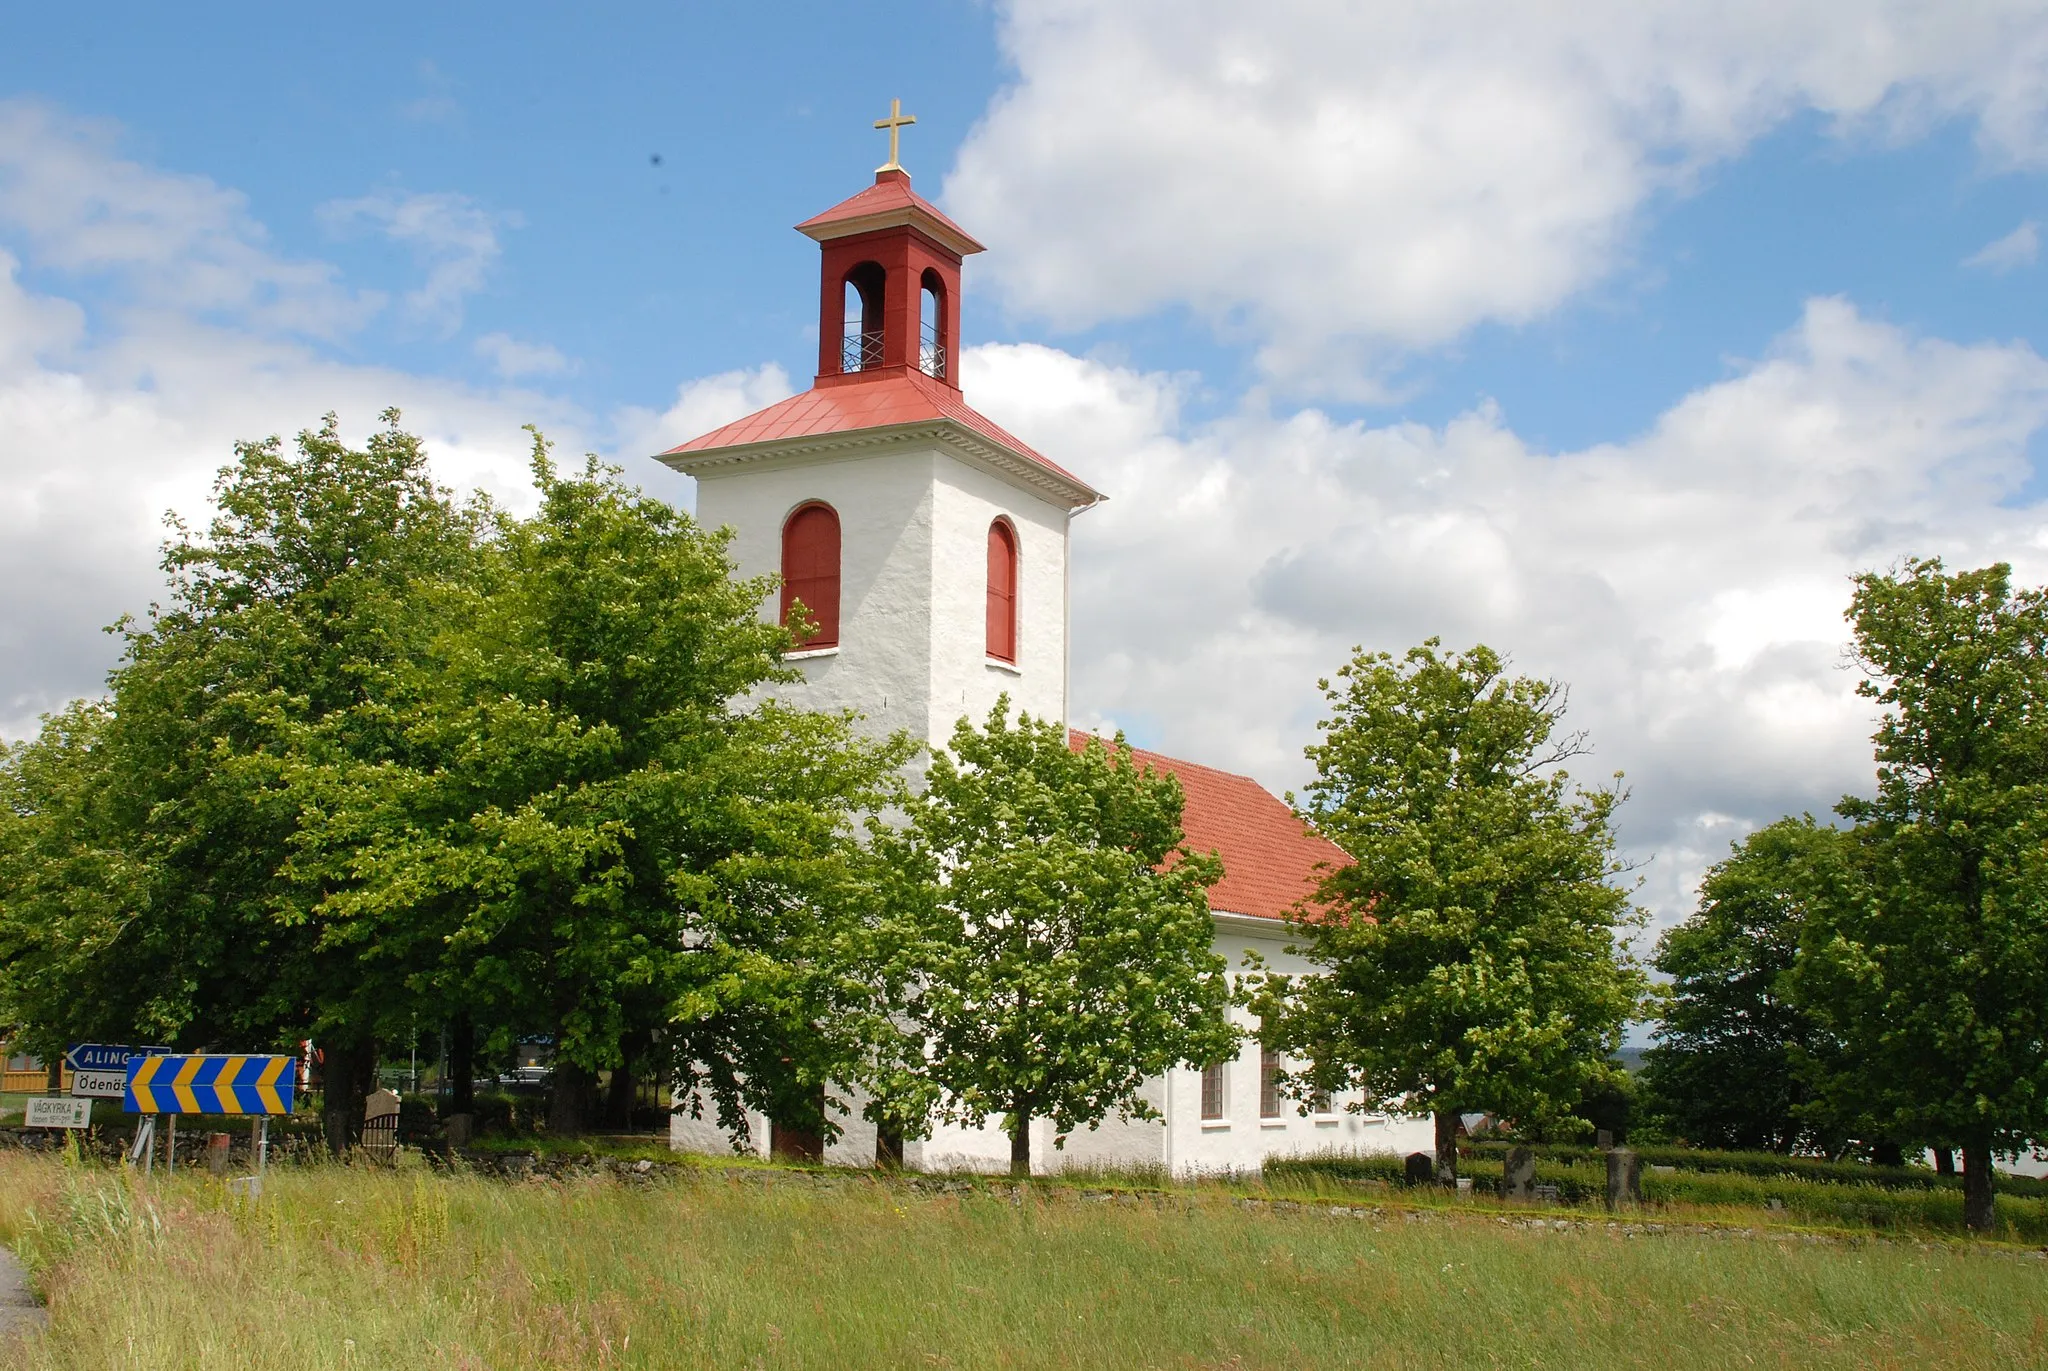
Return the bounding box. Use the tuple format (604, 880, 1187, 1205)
(1267, 1150, 2048, 1241)
(1461, 1141, 2048, 1197)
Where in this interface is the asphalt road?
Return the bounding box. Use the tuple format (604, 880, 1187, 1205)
(0, 1245, 44, 1341)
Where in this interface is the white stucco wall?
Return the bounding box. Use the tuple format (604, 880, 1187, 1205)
(693, 446, 940, 750)
(925, 458, 1069, 741)
(1159, 916, 1434, 1177)
(690, 439, 1069, 753)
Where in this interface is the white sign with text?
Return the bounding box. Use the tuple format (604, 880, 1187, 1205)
(24, 1096, 90, 1129)
(69, 1069, 129, 1099)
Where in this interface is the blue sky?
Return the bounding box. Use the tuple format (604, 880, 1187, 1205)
(7, 3, 2038, 449)
(4, 1, 2048, 926)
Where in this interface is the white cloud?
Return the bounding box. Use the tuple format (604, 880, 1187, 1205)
(0, 100, 376, 338)
(948, 0, 2048, 390)
(319, 188, 512, 334)
(962, 299, 2048, 930)
(475, 331, 574, 379)
(0, 114, 593, 738)
(1964, 219, 2040, 272)
(611, 365, 796, 469)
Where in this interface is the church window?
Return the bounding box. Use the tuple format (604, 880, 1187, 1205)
(919, 269, 947, 380)
(1200, 1062, 1227, 1121)
(986, 518, 1017, 662)
(1260, 1046, 1284, 1119)
(841, 262, 886, 372)
(781, 502, 841, 648)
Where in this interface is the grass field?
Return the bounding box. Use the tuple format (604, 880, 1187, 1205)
(2, 1152, 2046, 1368)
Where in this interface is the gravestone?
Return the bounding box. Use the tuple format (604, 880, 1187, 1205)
(1604, 1147, 1642, 1210)
(1403, 1151, 1434, 1186)
(204, 1132, 232, 1176)
(1595, 1129, 1614, 1150)
(363, 1087, 401, 1160)
(443, 1113, 473, 1147)
(1503, 1145, 1536, 1200)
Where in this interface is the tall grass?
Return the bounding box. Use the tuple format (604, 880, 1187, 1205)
(0, 1152, 2044, 1369)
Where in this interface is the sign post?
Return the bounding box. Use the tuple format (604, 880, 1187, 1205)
(127, 1117, 156, 1174)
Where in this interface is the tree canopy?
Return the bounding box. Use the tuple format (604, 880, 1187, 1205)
(1258, 640, 1647, 1180)
(1640, 816, 1858, 1154)
(879, 700, 1238, 1176)
(1790, 558, 2048, 1231)
(0, 415, 909, 1148)
(0, 415, 478, 1104)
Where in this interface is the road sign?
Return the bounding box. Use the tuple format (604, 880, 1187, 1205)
(65, 1043, 167, 1073)
(124, 1055, 295, 1116)
(24, 1097, 90, 1129)
(70, 1070, 131, 1099)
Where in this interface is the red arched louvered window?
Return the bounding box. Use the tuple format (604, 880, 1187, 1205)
(781, 502, 841, 648)
(986, 519, 1017, 662)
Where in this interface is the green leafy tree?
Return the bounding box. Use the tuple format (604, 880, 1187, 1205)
(0, 413, 478, 1148)
(0, 701, 153, 1066)
(280, 433, 914, 1138)
(1257, 641, 1647, 1181)
(1791, 558, 2048, 1232)
(1641, 816, 1858, 1153)
(881, 700, 1238, 1176)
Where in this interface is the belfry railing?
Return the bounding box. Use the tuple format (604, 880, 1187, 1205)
(919, 320, 945, 380)
(842, 327, 884, 373)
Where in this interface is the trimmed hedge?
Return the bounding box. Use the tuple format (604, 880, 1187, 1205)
(1266, 1151, 2048, 1242)
(1463, 1141, 2048, 1197)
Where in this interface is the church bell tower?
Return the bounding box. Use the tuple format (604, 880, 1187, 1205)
(654, 103, 1102, 752)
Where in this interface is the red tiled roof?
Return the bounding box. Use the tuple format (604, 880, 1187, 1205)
(1070, 730, 1352, 922)
(660, 366, 1090, 488)
(795, 171, 985, 255)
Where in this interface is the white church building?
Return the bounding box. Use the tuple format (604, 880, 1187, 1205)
(655, 124, 1432, 1176)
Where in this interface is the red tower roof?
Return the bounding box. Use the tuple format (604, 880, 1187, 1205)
(795, 168, 985, 257)
(655, 163, 1100, 509)
(1071, 731, 1353, 922)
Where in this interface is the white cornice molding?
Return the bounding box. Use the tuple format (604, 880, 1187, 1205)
(796, 207, 985, 259)
(1211, 910, 1298, 942)
(655, 418, 1104, 511)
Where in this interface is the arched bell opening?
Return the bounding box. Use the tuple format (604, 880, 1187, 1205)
(919, 269, 947, 380)
(841, 262, 886, 373)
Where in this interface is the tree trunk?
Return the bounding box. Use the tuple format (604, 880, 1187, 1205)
(1933, 1146, 1956, 1177)
(1962, 1138, 1996, 1234)
(549, 1059, 593, 1136)
(605, 1060, 636, 1129)
(1433, 1109, 1459, 1184)
(45, 1057, 61, 1092)
(320, 1037, 375, 1155)
(1010, 1110, 1032, 1179)
(447, 1013, 474, 1118)
(1871, 1139, 1904, 1168)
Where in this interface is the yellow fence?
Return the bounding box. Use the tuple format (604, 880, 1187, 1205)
(2, 1066, 72, 1093)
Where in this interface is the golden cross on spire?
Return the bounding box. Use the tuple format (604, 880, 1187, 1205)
(873, 98, 917, 173)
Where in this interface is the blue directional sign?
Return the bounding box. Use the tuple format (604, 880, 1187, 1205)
(124, 1054, 296, 1115)
(65, 1043, 168, 1073)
